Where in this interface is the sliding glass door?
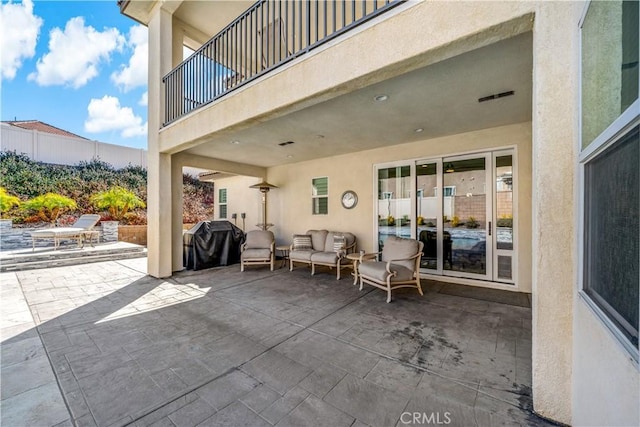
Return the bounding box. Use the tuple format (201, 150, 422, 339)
(375, 149, 516, 285)
(376, 164, 413, 250)
(441, 153, 491, 280)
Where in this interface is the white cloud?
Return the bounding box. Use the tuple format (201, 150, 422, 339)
(111, 25, 148, 92)
(138, 91, 148, 106)
(0, 0, 43, 80)
(28, 16, 124, 88)
(84, 95, 147, 138)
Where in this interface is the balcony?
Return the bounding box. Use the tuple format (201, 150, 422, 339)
(162, 0, 405, 126)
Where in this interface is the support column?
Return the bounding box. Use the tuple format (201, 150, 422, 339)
(147, 6, 176, 278)
(530, 2, 582, 424)
(171, 160, 184, 272)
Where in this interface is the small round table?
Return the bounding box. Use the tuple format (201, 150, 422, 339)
(345, 252, 378, 285)
(276, 245, 290, 269)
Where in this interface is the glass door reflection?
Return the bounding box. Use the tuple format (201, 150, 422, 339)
(416, 162, 439, 271)
(377, 165, 411, 251)
(442, 155, 490, 279)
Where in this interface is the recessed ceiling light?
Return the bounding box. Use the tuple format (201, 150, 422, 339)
(316, 134, 325, 139)
(414, 128, 424, 133)
(286, 155, 294, 159)
(374, 95, 388, 102)
(231, 140, 240, 145)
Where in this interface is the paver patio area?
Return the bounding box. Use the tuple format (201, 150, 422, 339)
(1, 258, 554, 426)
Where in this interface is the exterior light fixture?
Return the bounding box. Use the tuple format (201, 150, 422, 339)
(414, 128, 424, 133)
(374, 94, 388, 102)
(249, 181, 278, 230)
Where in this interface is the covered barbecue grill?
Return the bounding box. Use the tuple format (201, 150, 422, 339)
(183, 221, 245, 270)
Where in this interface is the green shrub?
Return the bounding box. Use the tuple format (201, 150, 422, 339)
(22, 193, 77, 224)
(0, 151, 213, 224)
(466, 216, 479, 229)
(91, 186, 145, 221)
(0, 187, 20, 219)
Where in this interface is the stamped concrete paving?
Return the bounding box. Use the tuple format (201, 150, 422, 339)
(1, 258, 555, 426)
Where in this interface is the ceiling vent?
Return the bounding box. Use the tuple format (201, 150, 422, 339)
(478, 90, 514, 103)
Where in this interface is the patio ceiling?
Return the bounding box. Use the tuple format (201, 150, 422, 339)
(183, 31, 532, 169)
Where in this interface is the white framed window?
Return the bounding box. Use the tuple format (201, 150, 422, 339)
(435, 186, 456, 197)
(312, 177, 328, 215)
(218, 188, 227, 219)
(579, 0, 639, 360)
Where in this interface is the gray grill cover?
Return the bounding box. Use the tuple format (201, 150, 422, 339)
(183, 221, 245, 270)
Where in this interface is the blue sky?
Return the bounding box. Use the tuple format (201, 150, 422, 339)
(1, 0, 149, 149)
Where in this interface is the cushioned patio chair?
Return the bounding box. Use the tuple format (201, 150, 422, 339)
(30, 214, 101, 251)
(358, 236, 424, 303)
(240, 230, 275, 271)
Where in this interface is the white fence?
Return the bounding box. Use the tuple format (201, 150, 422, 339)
(1, 123, 147, 169)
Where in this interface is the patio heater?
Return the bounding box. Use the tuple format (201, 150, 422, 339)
(249, 181, 278, 230)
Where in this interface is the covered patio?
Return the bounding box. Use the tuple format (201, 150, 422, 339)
(1, 258, 553, 426)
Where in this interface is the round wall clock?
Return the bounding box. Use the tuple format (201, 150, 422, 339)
(341, 190, 358, 209)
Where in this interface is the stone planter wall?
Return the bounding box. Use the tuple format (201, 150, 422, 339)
(101, 221, 119, 242)
(118, 225, 147, 246)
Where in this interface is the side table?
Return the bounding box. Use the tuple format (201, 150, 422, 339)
(276, 245, 290, 269)
(345, 252, 378, 286)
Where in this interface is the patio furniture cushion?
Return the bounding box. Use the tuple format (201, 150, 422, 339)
(292, 234, 313, 250)
(246, 230, 275, 249)
(310, 251, 339, 264)
(323, 232, 356, 253)
(290, 249, 316, 261)
(333, 235, 346, 254)
(382, 236, 421, 270)
(308, 230, 328, 251)
(242, 248, 272, 259)
(358, 261, 414, 282)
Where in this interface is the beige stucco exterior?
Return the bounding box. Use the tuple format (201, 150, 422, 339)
(122, 0, 640, 425)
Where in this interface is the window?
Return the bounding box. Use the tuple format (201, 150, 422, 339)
(443, 186, 456, 197)
(312, 177, 328, 215)
(218, 188, 227, 219)
(436, 186, 456, 197)
(580, 0, 639, 358)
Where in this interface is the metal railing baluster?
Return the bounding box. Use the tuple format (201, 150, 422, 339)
(162, 0, 404, 125)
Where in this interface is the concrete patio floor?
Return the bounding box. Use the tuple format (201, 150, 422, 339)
(1, 258, 556, 427)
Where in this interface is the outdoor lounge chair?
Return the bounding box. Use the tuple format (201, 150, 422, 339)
(30, 214, 101, 251)
(240, 230, 275, 271)
(358, 236, 424, 303)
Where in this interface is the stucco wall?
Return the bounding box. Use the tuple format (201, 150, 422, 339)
(262, 122, 532, 292)
(212, 175, 266, 233)
(572, 301, 640, 426)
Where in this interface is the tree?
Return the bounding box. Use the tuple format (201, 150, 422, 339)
(22, 193, 77, 224)
(0, 187, 20, 219)
(91, 186, 145, 221)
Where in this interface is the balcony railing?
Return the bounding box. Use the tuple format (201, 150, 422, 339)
(162, 0, 405, 126)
